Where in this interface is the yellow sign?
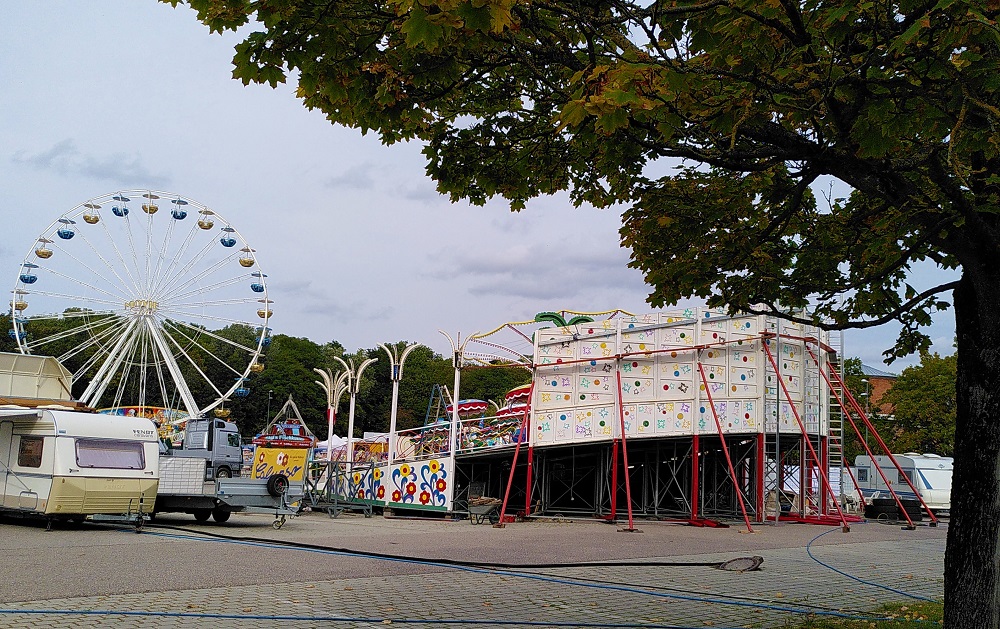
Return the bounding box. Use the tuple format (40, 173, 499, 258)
(251, 448, 308, 482)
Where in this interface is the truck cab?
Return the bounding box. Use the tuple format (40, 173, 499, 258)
(169, 418, 243, 479)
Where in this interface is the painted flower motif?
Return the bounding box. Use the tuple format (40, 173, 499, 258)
(435, 478, 447, 492)
(357, 489, 365, 498)
(399, 464, 412, 477)
(428, 460, 441, 474)
(406, 482, 416, 495)
(373, 468, 382, 480)
(377, 486, 385, 499)
(392, 490, 402, 502)
(352, 472, 362, 484)
(419, 491, 431, 505)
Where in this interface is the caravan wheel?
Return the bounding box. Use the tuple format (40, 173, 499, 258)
(193, 509, 212, 522)
(212, 509, 231, 523)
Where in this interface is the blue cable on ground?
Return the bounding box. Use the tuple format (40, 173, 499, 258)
(0, 608, 709, 628)
(806, 526, 939, 602)
(139, 528, 893, 623)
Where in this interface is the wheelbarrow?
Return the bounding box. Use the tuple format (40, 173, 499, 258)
(468, 500, 502, 525)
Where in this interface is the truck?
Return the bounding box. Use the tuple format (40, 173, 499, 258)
(167, 418, 244, 479)
(853, 452, 953, 513)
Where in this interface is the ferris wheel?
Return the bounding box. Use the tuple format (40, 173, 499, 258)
(11, 190, 271, 418)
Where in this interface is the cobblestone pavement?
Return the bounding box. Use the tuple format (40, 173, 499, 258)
(0, 513, 945, 628)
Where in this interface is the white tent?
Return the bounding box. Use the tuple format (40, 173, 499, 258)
(313, 435, 348, 452)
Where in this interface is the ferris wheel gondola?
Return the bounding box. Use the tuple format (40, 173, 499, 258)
(11, 190, 271, 418)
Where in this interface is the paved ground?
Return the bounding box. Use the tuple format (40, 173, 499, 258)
(0, 511, 945, 628)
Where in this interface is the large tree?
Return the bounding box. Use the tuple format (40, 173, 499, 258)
(881, 351, 957, 456)
(169, 0, 999, 624)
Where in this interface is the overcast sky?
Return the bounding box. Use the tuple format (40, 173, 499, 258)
(0, 2, 957, 372)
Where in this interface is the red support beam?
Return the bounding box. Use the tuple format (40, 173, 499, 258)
(495, 381, 536, 528)
(806, 346, 938, 527)
(615, 367, 637, 531)
(697, 362, 754, 533)
(761, 340, 851, 531)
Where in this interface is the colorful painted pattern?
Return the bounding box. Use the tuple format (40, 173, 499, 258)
(388, 458, 449, 509)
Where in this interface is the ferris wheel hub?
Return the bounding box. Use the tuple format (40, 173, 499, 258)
(125, 299, 160, 315)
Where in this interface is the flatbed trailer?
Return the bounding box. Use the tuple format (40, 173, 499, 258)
(154, 457, 299, 528)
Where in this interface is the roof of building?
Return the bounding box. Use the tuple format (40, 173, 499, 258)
(861, 364, 898, 379)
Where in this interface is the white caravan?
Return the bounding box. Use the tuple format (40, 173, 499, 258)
(0, 408, 159, 522)
(853, 453, 953, 512)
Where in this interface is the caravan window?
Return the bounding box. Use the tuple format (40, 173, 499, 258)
(856, 468, 868, 483)
(17, 437, 44, 468)
(899, 470, 913, 484)
(75, 439, 145, 470)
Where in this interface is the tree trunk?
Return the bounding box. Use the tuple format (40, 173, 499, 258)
(946, 273, 1000, 627)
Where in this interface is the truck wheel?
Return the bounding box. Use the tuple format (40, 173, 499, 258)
(216, 467, 232, 479)
(193, 509, 212, 522)
(266, 474, 289, 497)
(212, 509, 231, 523)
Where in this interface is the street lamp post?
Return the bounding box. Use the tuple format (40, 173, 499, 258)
(314, 368, 350, 462)
(439, 330, 477, 489)
(379, 342, 424, 472)
(860, 378, 870, 446)
(332, 355, 378, 471)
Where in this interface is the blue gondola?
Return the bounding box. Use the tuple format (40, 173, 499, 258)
(19, 263, 38, 284)
(220, 226, 237, 248)
(234, 377, 250, 398)
(171, 198, 188, 220)
(7, 329, 26, 341)
(250, 271, 267, 293)
(111, 195, 130, 217)
(56, 218, 76, 240)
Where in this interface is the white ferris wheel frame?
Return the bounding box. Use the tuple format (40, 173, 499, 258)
(11, 190, 270, 418)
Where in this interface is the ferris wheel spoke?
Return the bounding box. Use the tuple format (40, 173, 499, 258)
(156, 307, 262, 329)
(167, 297, 264, 310)
(66, 325, 128, 383)
(158, 253, 238, 304)
(148, 211, 179, 300)
(36, 265, 132, 305)
(159, 327, 226, 411)
(96, 206, 146, 296)
(144, 196, 156, 296)
(156, 236, 223, 300)
(145, 318, 201, 416)
(109, 331, 144, 411)
(79, 317, 140, 407)
(24, 289, 124, 309)
(162, 323, 247, 380)
(149, 217, 201, 299)
(152, 346, 173, 416)
(118, 212, 148, 298)
(164, 318, 259, 354)
(71, 224, 141, 301)
(166, 275, 251, 304)
(25, 315, 119, 352)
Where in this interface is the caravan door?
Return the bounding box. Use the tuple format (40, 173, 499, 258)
(0, 420, 9, 505)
